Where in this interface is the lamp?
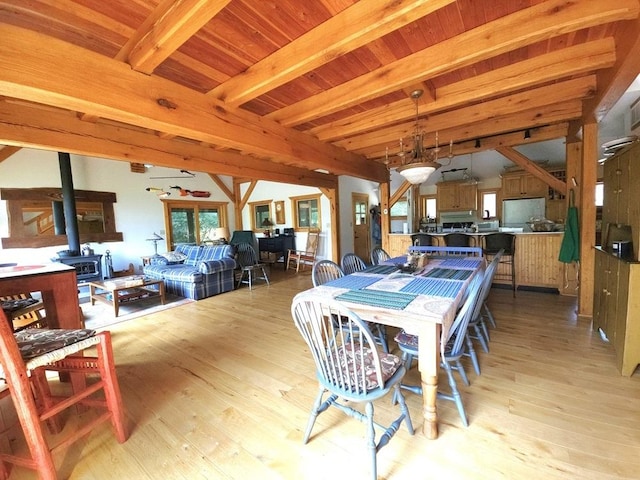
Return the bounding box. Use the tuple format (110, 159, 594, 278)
(395, 89, 453, 185)
(146, 232, 164, 256)
(213, 227, 230, 244)
(261, 218, 274, 237)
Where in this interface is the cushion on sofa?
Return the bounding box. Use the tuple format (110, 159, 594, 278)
(160, 250, 187, 264)
(176, 244, 204, 266)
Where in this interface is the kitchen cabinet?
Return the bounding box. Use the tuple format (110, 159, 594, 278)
(501, 172, 547, 199)
(593, 248, 640, 376)
(593, 141, 640, 376)
(436, 181, 477, 211)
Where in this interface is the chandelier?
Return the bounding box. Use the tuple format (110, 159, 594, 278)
(395, 89, 452, 184)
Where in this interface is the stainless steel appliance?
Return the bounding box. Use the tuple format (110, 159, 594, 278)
(441, 222, 474, 232)
(440, 212, 477, 232)
(502, 198, 545, 227)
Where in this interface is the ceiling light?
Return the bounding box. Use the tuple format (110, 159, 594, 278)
(474, 139, 481, 148)
(524, 129, 531, 139)
(394, 89, 453, 185)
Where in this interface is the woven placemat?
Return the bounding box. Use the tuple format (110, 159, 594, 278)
(423, 268, 472, 280)
(400, 278, 463, 298)
(336, 289, 417, 310)
(324, 275, 380, 290)
(363, 264, 398, 275)
(440, 257, 483, 268)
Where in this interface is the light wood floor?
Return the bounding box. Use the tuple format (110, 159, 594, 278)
(4, 268, 640, 479)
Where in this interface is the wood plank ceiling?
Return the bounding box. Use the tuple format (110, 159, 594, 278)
(0, 0, 639, 187)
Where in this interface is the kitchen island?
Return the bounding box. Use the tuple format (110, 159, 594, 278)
(387, 232, 576, 294)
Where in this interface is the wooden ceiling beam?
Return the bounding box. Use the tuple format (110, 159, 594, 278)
(208, 174, 235, 203)
(356, 102, 583, 158)
(312, 38, 615, 142)
(0, 100, 338, 189)
(584, 16, 640, 122)
(496, 146, 567, 196)
(210, 0, 455, 106)
(128, 0, 232, 74)
(0, 145, 20, 163)
(336, 77, 595, 152)
(377, 124, 570, 167)
(0, 24, 384, 182)
(268, 0, 638, 126)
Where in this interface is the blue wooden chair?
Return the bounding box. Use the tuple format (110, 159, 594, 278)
(370, 247, 391, 265)
(393, 269, 485, 426)
(467, 250, 504, 359)
(313, 260, 388, 352)
(291, 295, 414, 480)
(340, 252, 367, 274)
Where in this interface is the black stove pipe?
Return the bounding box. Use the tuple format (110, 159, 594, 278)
(58, 152, 81, 255)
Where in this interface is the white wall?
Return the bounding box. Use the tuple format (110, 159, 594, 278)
(0, 149, 235, 271)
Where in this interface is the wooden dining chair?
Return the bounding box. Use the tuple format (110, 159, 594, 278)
(291, 294, 413, 480)
(340, 253, 366, 274)
(0, 293, 47, 332)
(235, 242, 270, 290)
(0, 309, 128, 480)
(393, 270, 485, 426)
(311, 260, 343, 287)
(369, 247, 390, 265)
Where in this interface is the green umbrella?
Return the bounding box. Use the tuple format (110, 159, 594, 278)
(559, 190, 580, 263)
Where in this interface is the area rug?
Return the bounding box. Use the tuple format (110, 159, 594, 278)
(81, 294, 193, 330)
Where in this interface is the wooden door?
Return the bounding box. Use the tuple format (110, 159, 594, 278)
(352, 193, 370, 263)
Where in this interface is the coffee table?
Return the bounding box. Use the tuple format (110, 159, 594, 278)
(89, 276, 165, 317)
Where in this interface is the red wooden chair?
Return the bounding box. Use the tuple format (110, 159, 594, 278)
(0, 309, 127, 480)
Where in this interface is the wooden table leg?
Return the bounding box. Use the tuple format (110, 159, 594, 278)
(418, 323, 441, 439)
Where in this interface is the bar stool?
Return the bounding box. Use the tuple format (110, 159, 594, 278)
(443, 233, 472, 247)
(482, 233, 516, 297)
(410, 233, 435, 246)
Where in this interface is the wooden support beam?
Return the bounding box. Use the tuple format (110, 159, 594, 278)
(380, 182, 391, 255)
(390, 181, 411, 208)
(496, 146, 567, 196)
(578, 122, 598, 317)
(128, 0, 232, 74)
(0, 100, 338, 189)
(208, 174, 235, 203)
(0, 24, 385, 182)
(269, 0, 637, 126)
(0, 145, 20, 163)
(211, 0, 454, 106)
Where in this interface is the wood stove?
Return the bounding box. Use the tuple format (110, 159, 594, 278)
(56, 254, 103, 283)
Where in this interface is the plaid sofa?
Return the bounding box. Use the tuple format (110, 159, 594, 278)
(143, 244, 236, 300)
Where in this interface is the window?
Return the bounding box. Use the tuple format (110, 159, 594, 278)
(164, 200, 228, 248)
(419, 195, 436, 219)
(291, 194, 321, 230)
(481, 191, 498, 218)
(595, 182, 604, 206)
(390, 198, 408, 219)
(249, 200, 273, 231)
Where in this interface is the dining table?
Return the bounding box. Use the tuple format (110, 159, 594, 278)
(293, 252, 485, 439)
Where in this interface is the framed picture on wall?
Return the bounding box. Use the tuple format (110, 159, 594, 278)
(275, 200, 285, 224)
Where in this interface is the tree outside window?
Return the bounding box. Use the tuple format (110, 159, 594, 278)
(291, 194, 321, 230)
(164, 200, 228, 247)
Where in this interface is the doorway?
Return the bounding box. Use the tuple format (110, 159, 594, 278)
(352, 193, 370, 263)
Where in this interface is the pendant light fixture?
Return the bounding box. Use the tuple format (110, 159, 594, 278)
(395, 89, 453, 184)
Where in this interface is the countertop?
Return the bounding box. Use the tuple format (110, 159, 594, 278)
(389, 231, 564, 236)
